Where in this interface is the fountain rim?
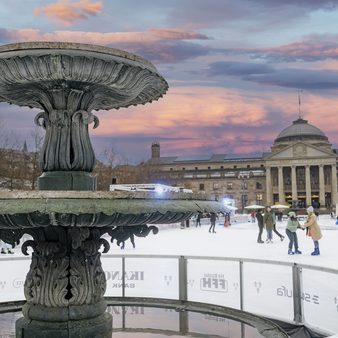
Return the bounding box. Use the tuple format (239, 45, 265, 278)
(0, 190, 223, 218)
(0, 41, 158, 73)
(0, 190, 218, 201)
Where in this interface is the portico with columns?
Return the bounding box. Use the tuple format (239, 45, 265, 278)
(264, 118, 338, 210)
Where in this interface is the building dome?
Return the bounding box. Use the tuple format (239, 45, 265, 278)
(274, 118, 328, 143)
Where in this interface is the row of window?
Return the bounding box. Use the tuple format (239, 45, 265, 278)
(199, 182, 263, 191)
(169, 164, 264, 171)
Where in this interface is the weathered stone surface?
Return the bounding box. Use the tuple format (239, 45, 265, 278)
(0, 42, 168, 111)
(38, 171, 97, 191)
(0, 191, 223, 230)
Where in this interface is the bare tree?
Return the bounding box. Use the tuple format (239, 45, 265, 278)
(29, 127, 44, 190)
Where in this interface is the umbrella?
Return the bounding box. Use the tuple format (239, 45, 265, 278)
(271, 204, 290, 209)
(225, 205, 238, 211)
(244, 204, 265, 210)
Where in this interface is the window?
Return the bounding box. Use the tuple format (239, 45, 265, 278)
(243, 182, 248, 190)
(170, 168, 173, 171)
(234, 165, 237, 169)
(220, 166, 224, 169)
(199, 183, 205, 191)
(247, 165, 250, 168)
(227, 182, 233, 190)
(213, 183, 219, 190)
(256, 193, 263, 205)
(256, 182, 262, 189)
(182, 167, 185, 170)
(208, 166, 211, 170)
(195, 167, 198, 170)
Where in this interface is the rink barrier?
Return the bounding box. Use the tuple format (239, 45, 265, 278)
(0, 254, 337, 336)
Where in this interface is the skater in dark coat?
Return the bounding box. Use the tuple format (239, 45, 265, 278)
(256, 209, 264, 243)
(196, 212, 202, 227)
(208, 212, 218, 233)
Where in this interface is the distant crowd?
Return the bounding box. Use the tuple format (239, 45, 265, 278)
(179, 206, 326, 256)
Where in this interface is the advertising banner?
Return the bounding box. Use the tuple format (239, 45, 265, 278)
(0, 258, 29, 302)
(123, 257, 179, 299)
(243, 262, 294, 321)
(187, 259, 241, 309)
(302, 269, 338, 334)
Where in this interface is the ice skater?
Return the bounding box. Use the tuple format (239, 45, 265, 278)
(256, 209, 264, 243)
(303, 206, 322, 256)
(208, 212, 218, 233)
(285, 212, 302, 255)
(196, 212, 202, 227)
(263, 206, 274, 243)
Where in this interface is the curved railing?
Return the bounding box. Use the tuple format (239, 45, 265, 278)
(0, 254, 337, 336)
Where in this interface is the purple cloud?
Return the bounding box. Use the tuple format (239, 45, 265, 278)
(206, 61, 275, 76)
(243, 68, 338, 90)
(246, 35, 338, 62)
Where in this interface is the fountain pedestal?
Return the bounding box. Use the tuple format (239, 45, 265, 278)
(15, 226, 112, 337)
(38, 171, 96, 191)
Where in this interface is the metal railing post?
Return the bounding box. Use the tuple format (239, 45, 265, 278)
(292, 263, 304, 323)
(122, 256, 126, 298)
(179, 256, 188, 301)
(239, 260, 244, 311)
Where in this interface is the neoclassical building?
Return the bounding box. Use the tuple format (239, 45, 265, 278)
(149, 118, 338, 211)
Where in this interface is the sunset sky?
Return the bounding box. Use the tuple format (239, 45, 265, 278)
(1, 0, 338, 164)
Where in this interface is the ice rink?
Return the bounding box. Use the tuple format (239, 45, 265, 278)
(111, 214, 338, 270)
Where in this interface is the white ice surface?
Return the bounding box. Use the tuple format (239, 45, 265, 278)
(112, 214, 338, 270)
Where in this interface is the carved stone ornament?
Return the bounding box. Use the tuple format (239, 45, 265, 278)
(293, 143, 307, 157)
(0, 42, 168, 173)
(0, 224, 158, 323)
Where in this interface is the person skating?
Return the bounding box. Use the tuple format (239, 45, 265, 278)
(303, 206, 322, 256)
(250, 211, 256, 223)
(285, 212, 302, 255)
(209, 212, 218, 233)
(256, 209, 264, 243)
(263, 206, 274, 243)
(196, 212, 202, 227)
(270, 210, 285, 241)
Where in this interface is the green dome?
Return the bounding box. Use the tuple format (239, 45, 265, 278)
(275, 118, 328, 143)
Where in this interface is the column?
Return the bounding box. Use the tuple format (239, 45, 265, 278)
(319, 164, 325, 208)
(291, 166, 297, 202)
(265, 166, 273, 206)
(278, 166, 285, 203)
(305, 165, 312, 207)
(331, 164, 337, 207)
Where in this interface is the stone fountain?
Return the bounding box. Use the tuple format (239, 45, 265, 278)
(0, 42, 222, 338)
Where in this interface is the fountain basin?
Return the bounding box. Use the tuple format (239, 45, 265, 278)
(0, 190, 221, 229)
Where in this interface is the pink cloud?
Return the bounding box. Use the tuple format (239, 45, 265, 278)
(3, 27, 207, 44)
(1, 27, 210, 63)
(148, 28, 209, 40)
(89, 86, 338, 157)
(34, 0, 102, 25)
(248, 35, 338, 62)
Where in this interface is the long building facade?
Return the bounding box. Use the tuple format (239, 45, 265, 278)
(149, 118, 338, 211)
